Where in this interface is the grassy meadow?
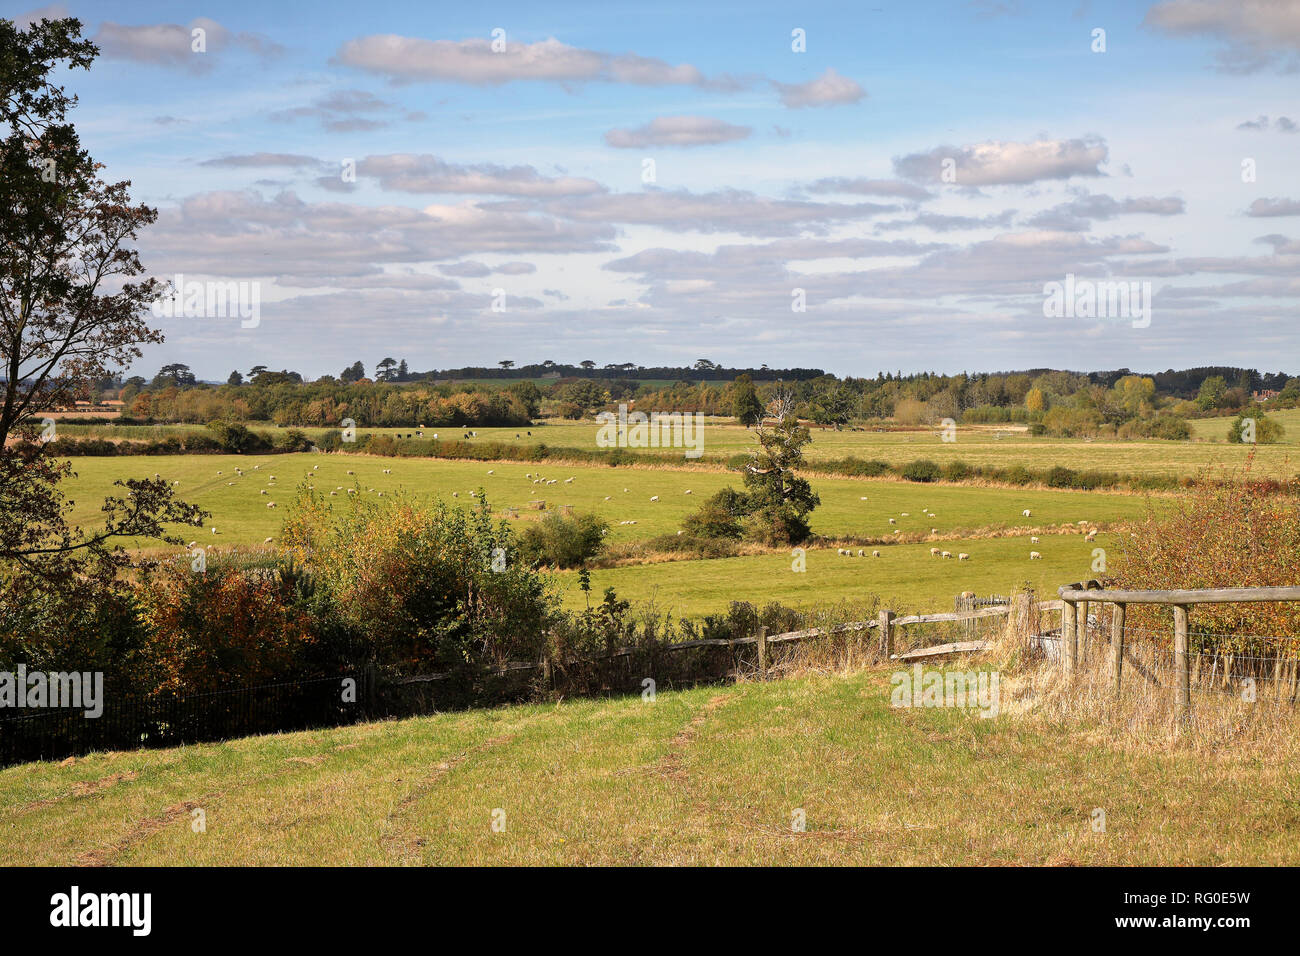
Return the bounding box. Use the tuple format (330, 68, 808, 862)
(60, 451, 1147, 614)
(4, 667, 1295, 866)
(54, 414, 1298, 477)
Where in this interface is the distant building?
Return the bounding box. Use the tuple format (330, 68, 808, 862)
(1253, 389, 1280, 402)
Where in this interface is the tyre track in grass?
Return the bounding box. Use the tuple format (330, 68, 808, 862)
(74, 753, 336, 867)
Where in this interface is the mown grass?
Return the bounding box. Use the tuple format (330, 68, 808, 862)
(4, 668, 1296, 865)
(53, 415, 1298, 475)
(564, 533, 1114, 616)
(61, 452, 1154, 551)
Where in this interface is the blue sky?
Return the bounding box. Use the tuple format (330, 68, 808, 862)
(8, 0, 1299, 380)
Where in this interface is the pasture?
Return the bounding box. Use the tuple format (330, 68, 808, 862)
(56, 451, 1147, 615)
(3, 668, 1294, 866)
(54, 415, 1298, 477)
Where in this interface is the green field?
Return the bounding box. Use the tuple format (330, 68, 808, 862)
(566, 533, 1114, 617)
(4, 668, 1294, 865)
(60, 452, 1148, 615)
(1188, 406, 1300, 444)
(56, 415, 1298, 477)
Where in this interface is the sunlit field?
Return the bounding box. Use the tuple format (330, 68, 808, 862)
(54, 415, 1297, 477)
(4, 669, 1295, 866)
(60, 451, 1152, 615)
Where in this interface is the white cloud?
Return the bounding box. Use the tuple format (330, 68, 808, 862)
(604, 116, 751, 148)
(894, 137, 1108, 185)
(772, 67, 865, 108)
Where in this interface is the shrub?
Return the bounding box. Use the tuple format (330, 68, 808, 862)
(1112, 472, 1300, 648)
(682, 488, 747, 539)
(517, 511, 609, 569)
(940, 460, 971, 482)
(1226, 413, 1286, 444)
(1046, 465, 1077, 488)
(901, 459, 941, 483)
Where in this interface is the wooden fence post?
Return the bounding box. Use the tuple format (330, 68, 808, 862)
(1062, 600, 1077, 671)
(878, 609, 895, 659)
(1111, 603, 1126, 697)
(1174, 604, 1191, 726)
(756, 625, 769, 680)
(1077, 599, 1090, 663)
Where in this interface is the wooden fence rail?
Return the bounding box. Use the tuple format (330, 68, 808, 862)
(1056, 584, 1300, 727)
(394, 598, 1064, 686)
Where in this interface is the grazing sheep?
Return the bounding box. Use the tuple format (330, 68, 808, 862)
(684, 490, 692, 495)
(564, 477, 574, 484)
(383, 468, 391, 474)
(267, 502, 277, 509)
(860, 496, 868, 501)
(313, 465, 319, 470)
(330, 491, 337, 496)
(347, 489, 356, 495)
(958, 553, 970, 561)
(1022, 509, 1032, 517)
(211, 527, 217, 534)
(941, 551, 952, 559)
(268, 476, 275, 481)
(872, 550, 881, 557)
(253, 465, 260, 470)
(930, 548, 941, 556)
(1030, 535, 1039, 544)
(931, 528, 938, 534)
(488, 470, 495, 475)
(264, 537, 274, 544)
(1085, 531, 1097, 541)
(889, 518, 896, 525)
(901, 512, 909, 517)
(216, 471, 223, 476)
(856, 549, 865, 557)
(604, 496, 611, 501)
(226, 482, 234, 486)
(1029, 551, 1042, 560)
(650, 495, 659, 502)
(346, 470, 354, 475)
(837, 548, 846, 555)
(173, 481, 179, 485)
(452, 492, 459, 497)
(623, 488, 629, 493)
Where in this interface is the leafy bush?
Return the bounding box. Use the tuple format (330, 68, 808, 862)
(901, 459, 941, 482)
(1113, 473, 1300, 648)
(682, 488, 747, 539)
(516, 511, 609, 569)
(1226, 413, 1286, 444)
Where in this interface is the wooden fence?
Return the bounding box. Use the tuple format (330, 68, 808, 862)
(1056, 584, 1300, 725)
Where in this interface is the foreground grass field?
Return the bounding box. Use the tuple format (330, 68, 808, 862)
(4, 668, 1295, 865)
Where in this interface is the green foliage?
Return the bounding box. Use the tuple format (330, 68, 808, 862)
(902, 459, 941, 482)
(1226, 412, 1285, 444)
(517, 511, 609, 569)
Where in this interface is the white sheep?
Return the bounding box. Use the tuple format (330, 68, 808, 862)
(1085, 531, 1097, 541)
(264, 537, 274, 544)
(901, 512, 909, 517)
(1022, 509, 1032, 517)
(958, 553, 970, 561)
(931, 527, 938, 534)
(487, 470, 495, 475)
(684, 490, 692, 495)
(650, 495, 659, 502)
(1030, 535, 1039, 544)
(1029, 551, 1042, 560)
(872, 550, 881, 557)
(889, 518, 896, 525)
(267, 502, 277, 509)
(930, 547, 941, 556)
(941, 551, 952, 559)
(837, 548, 845, 555)
(346, 470, 354, 475)
(856, 549, 865, 557)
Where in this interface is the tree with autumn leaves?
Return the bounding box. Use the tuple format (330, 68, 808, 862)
(0, 16, 204, 654)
